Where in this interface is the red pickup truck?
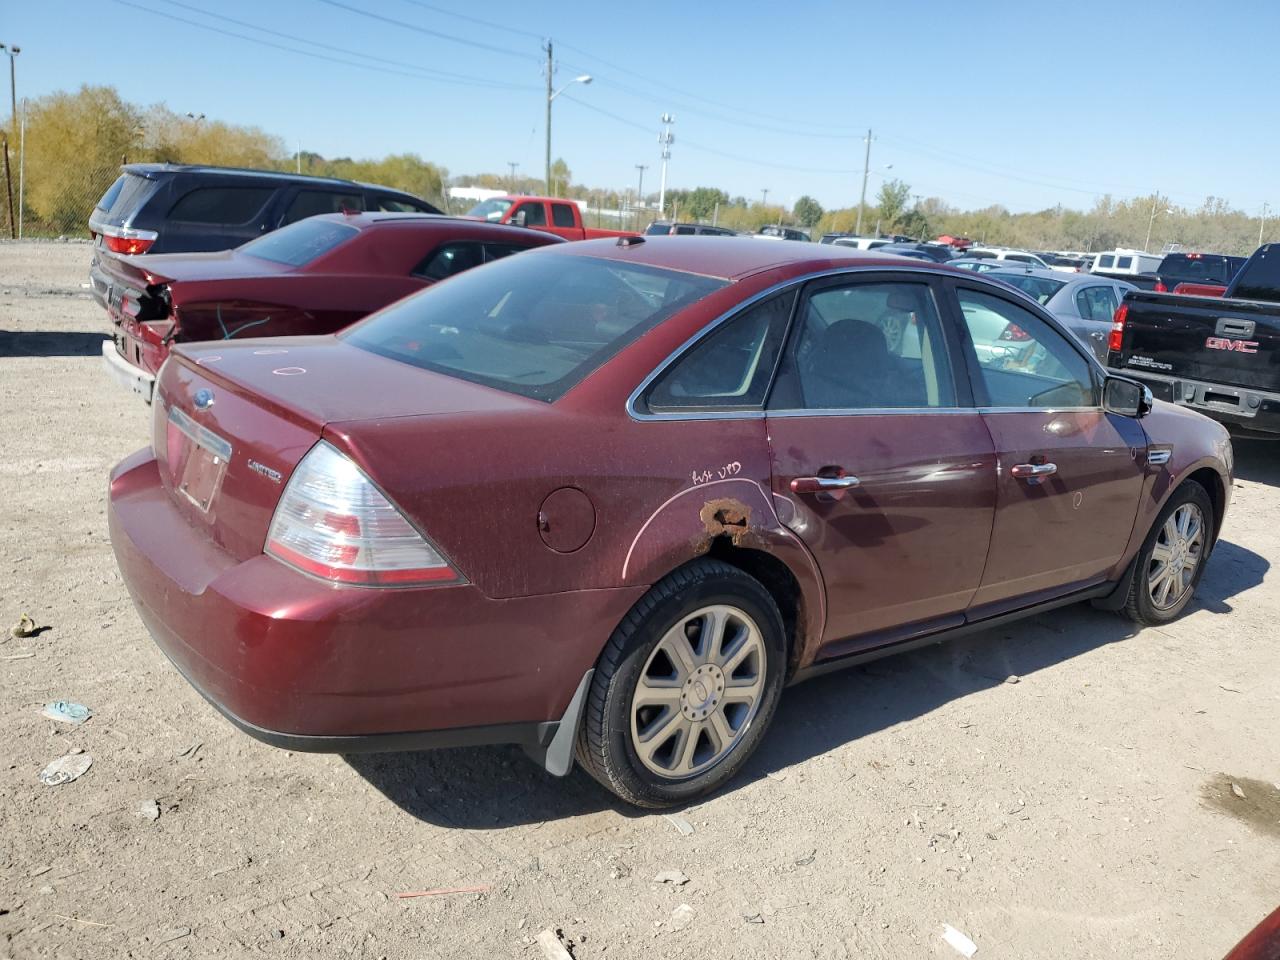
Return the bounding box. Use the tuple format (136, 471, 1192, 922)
(465, 195, 637, 241)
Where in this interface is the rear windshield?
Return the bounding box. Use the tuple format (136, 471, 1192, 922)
(991, 273, 1066, 304)
(239, 218, 358, 266)
(1158, 254, 1234, 285)
(94, 172, 155, 221)
(343, 252, 727, 401)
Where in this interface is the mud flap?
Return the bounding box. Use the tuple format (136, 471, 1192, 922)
(1091, 553, 1140, 612)
(523, 668, 594, 777)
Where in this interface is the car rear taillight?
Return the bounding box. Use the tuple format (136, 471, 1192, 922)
(266, 442, 460, 587)
(1108, 303, 1129, 354)
(1153, 280, 1167, 293)
(999, 322, 1031, 342)
(104, 233, 155, 255)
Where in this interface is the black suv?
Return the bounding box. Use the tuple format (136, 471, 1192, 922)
(644, 220, 737, 237)
(88, 163, 442, 257)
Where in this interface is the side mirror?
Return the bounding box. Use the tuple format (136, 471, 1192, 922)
(511, 209, 527, 227)
(1103, 376, 1153, 418)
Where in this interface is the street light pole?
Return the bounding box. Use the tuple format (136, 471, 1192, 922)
(634, 164, 647, 225)
(1260, 202, 1269, 248)
(1144, 192, 1161, 252)
(507, 161, 519, 192)
(855, 128, 872, 235)
(657, 114, 673, 217)
(0, 44, 19, 143)
(760, 188, 769, 206)
(543, 41, 591, 198)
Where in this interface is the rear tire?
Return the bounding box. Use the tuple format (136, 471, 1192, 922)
(576, 559, 786, 808)
(1121, 481, 1214, 625)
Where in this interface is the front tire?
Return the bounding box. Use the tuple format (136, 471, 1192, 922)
(576, 559, 786, 808)
(1122, 481, 1214, 625)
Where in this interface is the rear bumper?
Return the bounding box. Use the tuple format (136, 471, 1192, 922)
(101, 340, 155, 402)
(108, 449, 645, 750)
(1115, 368, 1280, 436)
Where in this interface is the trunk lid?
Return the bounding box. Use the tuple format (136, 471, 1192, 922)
(155, 338, 543, 561)
(1115, 292, 1280, 392)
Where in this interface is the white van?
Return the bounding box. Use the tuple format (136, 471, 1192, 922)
(965, 247, 1050, 269)
(1091, 249, 1162, 275)
(831, 236, 894, 251)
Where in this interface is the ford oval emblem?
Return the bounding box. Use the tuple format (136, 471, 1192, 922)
(193, 388, 215, 410)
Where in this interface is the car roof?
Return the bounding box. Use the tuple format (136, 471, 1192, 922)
(122, 162, 407, 192)
(988, 267, 1128, 286)
(303, 211, 565, 242)
(537, 235, 922, 280)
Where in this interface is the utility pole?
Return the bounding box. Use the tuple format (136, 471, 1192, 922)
(760, 188, 769, 206)
(507, 161, 519, 192)
(296, 140, 301, 174)
(657, 113, 673, 217)
(544, 40, 553, 195)
(1260, 202, 1270, 248)
(0, 45, 18, 144)
(634, 163, 647, 217)
(1144, 191, 1164, 252)
(855, 128, 872, 236)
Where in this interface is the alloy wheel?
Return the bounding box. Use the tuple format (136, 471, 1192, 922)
(1147, 503, 1204, 611)
(629, 604, 767, 780)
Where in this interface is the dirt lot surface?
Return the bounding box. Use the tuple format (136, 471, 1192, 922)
(1, 240, 1278, 960)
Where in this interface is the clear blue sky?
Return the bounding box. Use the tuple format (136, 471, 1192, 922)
(8, 0, 1279, 213)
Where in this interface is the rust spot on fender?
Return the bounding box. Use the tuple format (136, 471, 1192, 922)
(699, 498, 753, 545)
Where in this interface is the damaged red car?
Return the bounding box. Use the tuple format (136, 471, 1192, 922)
(96, 212, 561, 402)
(108, 237, 1233, 807)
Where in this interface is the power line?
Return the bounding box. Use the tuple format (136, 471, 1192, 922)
(314, 0, 538, 62)
(107, 0, 534, 90)
(394, 0, 545, 41)
(155, 0, 530, 89)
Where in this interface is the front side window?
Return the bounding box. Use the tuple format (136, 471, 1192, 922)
(343, 253, 726, 401)
(551, 203, 577, 227)
(958, 289, 1098, 408)
(283, 191, 364, 225)
(467, 198, 513, 222)
(644, 291, 794, 413)
(514, 202, 547, 226)
(770, 281, 956, 410)
(169, 186, 273, 225)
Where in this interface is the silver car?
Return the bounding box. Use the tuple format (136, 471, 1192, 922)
(983, 268, 1135, 361)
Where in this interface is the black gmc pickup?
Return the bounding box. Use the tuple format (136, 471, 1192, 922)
(1107, 244, 1280, 437)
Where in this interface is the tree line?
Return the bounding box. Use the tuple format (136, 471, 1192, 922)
(7, 85, 1271, 255)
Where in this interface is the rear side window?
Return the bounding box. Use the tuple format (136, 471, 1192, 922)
(645, 223, 672, 236)
(1116, 256, 1133, 269)
(283, 190, 364, 225)
(415, 242, 485, 281)
(343, 253, 726, 401)
(551, 203, 577, 227)
(1097, 255, 1115, 269)
(644, 291, 795, 412)
(95, 173, 155, 218)
(377, 196, 425, 213)
(168, 187, 273, 224)
(239, 218, 358, 266)
(1075, 286, 1117, 321)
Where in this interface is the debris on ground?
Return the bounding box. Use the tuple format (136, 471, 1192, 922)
(270, 929, 285, 940)
(396, 884, 492, 899)
(664, 814, 695, 836)
(1231, 782, 1247, 799)
(608, 860, 631, 880)
(942, 923, 978, 957)
(794, 850, 817, 866)
(42, 700, 92, 725)
(653, 870, 689, 886)
(765, 770, 788, 782)
(1005, 675, 1020, 685)
(10, 614, 40, 638)
(2, 652, 35, 660)
(38, 752, 92, 786)
(156, 927, 191, 944)
(135, 799, 161, 822)
(669, 903, 696, 932)
(175, 741, 203, 759)
(535, 928, 575, 960)
(743, 913, 764, 924)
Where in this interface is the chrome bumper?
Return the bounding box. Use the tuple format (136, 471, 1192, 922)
(101, 340, 155, 403)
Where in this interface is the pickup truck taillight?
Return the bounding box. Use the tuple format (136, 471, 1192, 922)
(1108, 303, 1129, 354)
(1153, 281, 1167, 293)
(266, 442, 460, 587)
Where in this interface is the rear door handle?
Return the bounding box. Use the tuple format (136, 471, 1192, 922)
(790, 475, 861, 494)
(1011, 462, 1057, 480)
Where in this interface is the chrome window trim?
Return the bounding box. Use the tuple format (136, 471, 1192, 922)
(626, 264, 970, 423)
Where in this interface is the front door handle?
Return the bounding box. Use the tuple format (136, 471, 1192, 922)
(790, 475, 861, 494)
(1011, 462, 1057, 481)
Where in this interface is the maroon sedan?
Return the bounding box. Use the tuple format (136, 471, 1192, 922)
(108, 238, 1233, 807)
(98, 212, 561, 402)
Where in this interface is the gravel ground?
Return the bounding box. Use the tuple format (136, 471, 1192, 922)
(1, 240, 1278, 960)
